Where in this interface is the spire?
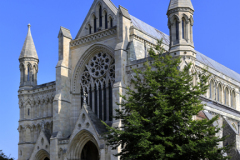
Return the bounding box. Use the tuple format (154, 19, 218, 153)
(19, 24, 38, 60)
(168, 0, 194, 12)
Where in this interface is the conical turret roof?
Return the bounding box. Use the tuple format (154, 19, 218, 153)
(19, 24, 38, 59)
(168, 0, 194, 11)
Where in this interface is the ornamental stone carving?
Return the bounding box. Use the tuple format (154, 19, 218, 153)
(80, 51, 115, 90)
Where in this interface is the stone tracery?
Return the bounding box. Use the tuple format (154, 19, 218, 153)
(80, 51, 115, 122)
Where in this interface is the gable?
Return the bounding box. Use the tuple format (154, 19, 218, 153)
(75, 0, 118, 39)
(29, 130, 50, 160)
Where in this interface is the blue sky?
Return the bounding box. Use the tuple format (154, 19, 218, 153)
(0, 0, 240, 158)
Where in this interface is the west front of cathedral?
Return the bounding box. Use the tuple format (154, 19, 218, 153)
(17, 0, 240, 159)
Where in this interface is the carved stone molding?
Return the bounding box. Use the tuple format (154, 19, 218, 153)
(70, 27, 117, 47)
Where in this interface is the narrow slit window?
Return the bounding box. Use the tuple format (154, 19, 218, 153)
(224, 89, 227, 105)
(109, 81, 113, 121)
(209, 82, 212, 99)
(94, 16, 97, 33)
(27, 66, 30, 81)
(89, 25, 92, 34)
(90, 85, 92, 110)
(105, 12, 108, 29)
(110, 18, 113, 28)
(81, 87, 83, 107)
(99, 85, 102, 120)
(99, 6, 102, 28)
(176, 20, 179, 40)
(95, 84, 97, 115)
(104, 83, 107, 121)
(182, 18, 185, 39)
(28, 109, 30, 116)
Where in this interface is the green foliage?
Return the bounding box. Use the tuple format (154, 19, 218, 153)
(0, 150, 14, 160)
(103, 39, 232, 160)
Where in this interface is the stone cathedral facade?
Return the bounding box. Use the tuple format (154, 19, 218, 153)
(18, 0, 240, 159)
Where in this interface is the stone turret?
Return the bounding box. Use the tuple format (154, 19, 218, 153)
(19, 24, 39, 88)
(167, 0, 195, 61)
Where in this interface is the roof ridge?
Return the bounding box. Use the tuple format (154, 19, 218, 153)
(130, 14, 240, 83)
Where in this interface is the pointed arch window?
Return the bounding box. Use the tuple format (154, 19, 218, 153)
(89, 24, 92, 34)
(224, 88, 227, 105)
(182, 18, 186, 39)
(209, 81, 212, 99)
(20, 64, 25, 84)
(218, 84, 223, 103)
(80, 52, 115, 122)
(231, 91, 236, 108)
(94, 15, 97, 33)
(28, 108, 30, 116)
(175, 19, 179, 40)
(105, 11, 108, 29)
(99, 5, 102, 28)
(110, 17, 113, 28)
(27, 66, 30, 81)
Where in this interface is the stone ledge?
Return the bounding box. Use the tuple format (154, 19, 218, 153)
(70, 27, 117, 47)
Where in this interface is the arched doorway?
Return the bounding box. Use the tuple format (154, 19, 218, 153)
(35, 149, 50, 160)
(81, 141, 99, 160)
(67, 130, 100, 160)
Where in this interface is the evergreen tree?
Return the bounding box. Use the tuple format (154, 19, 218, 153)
(103, 40, 231, 160)
(0, 150, 14, 160)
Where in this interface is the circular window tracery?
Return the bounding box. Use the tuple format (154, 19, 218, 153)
(80, 52, 115, 89)
(88, 52, 111, 79)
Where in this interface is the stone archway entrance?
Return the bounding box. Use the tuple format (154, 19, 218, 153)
(81, 141, 99, 160)
(35, 149, 50, 160)
(67, 130, 100, 160)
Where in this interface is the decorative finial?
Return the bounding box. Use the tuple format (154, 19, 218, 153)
(28, 23, 31, 28)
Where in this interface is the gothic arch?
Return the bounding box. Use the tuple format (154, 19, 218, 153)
(35, 149, 50, 160)
(71, 44, 115, 94)
(182, 13, 189, 23)
(67, 130, 100, 160)
(170, 14, 180, 24)
(96, 1, 103, 8)
(231, 90, 236, 108)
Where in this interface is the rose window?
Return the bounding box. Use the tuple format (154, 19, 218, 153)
(80, 52, 115, 122)
(89, 52, 111, 78)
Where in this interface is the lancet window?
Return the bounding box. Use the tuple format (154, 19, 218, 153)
(110, 17, 113, 28)
(80, 52, 115, 122)
(175, 19, 179, 40)
(94, 15, 97, 33)
(27, 65, 30, 81)
(89, 24, 92, 34)
(99, 5, 102, 28)
(182, 18, 185, 39)
(105, 11, 108, 29)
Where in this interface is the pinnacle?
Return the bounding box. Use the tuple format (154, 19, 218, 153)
(19, 24, 38, 60)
